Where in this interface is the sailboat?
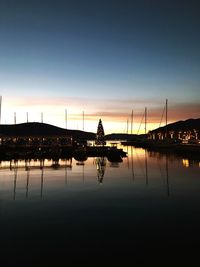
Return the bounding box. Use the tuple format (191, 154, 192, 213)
(121, 107, 147, 146)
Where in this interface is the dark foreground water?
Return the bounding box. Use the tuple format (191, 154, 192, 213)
(0, 147, 200, 265)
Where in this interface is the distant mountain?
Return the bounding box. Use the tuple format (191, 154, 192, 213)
(149, 118, 200, 133)
(105, 133, 138, 141)
(0, 122, 96, 140)
(1, 119, 198, 141)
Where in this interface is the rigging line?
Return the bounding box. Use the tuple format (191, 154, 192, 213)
(159, 105, 165, 128)
(137, 113, 144, 135)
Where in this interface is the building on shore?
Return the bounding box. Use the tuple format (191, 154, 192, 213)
(148, 119, 200, 143)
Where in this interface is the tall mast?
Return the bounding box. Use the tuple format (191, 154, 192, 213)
(41, 112, 43, 123)
(0, 96, 2, 124)
(165, 99, 168, 138)
(65, 109, 67, 129)
(131, 109, 133, 135)
(144, 107, 147, 134)
(26, 112, 28, 123)
(127, 118, 129, 134)
(82, 111, 84, 131)
(14, 112, 16, 124)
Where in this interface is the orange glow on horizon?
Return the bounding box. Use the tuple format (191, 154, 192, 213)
(1, 96, 199, 134)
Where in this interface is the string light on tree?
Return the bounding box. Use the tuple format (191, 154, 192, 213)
(95, 119, 106, 146)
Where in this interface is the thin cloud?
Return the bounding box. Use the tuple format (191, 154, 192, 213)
(3, 96, 199, 127)
(7, 96, 164, 108)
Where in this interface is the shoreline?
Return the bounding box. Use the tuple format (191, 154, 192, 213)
(121, 140, 200, 158)
(0, 144, 127, 162)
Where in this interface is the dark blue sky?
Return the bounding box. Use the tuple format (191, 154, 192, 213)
(0, 0, 199, 131)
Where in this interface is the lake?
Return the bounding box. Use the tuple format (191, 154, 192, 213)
(0, 146, 200, 265)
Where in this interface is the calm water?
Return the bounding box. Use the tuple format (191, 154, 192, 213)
(0, 146, 200, 265)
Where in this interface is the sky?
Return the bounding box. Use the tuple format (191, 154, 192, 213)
(0, 0, 200, 134)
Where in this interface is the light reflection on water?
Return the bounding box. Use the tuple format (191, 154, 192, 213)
(0, 147, 200, 264)
(0, 147, 199, 201)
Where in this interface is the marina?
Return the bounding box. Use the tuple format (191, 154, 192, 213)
(0, 147, 200, 265)
(1, 0, 200, 265)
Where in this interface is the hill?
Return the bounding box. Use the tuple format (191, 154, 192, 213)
(149, 118, 200, 133)
(105, 133, 138, 141)
(0, 122, 96, 140)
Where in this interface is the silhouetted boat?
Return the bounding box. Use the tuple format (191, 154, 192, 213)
(73, 146, 88, 162)
(106, 147, 124, 162)
(51, 163, 60, 169)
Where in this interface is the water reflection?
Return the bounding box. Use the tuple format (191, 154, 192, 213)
(145, 150, 148, 185)
(0, 148, 199, 200)
(13, 162, 18, 200)
(126, 148, 170, 195)
(166, 155, 170, 197)
(26, 164, 30, 198)
(130, 147, 135, 182)
(40, 165, 44, 199)
(95, 157, 106, 184)
(0, 147, 200, 265)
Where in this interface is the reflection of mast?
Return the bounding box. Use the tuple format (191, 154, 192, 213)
(156, 154, 170, 196)
(145, 150, 148, 185)
(95, 157, 106, 184)
(82, 164, 85, 183)
(64, 158, 72, 184)
(135, 149, 145, 177)
(25, 160, 30, 199)
(131, 146, 135, 182)
(13, 161, 18, 200)
(127, 146, 130, 169)
(166, 154, 170, 196)
(26, 169, 30, 199)
(40, 160, 44, 199)
(65, 159, 68, 184)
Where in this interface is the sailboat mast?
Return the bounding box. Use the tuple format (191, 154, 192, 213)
(82, 111, 84, 131)
(0, 96, 2, 124)
(166, 99, 168, 138)
(65, 109, 67, 129)
(131, 110, 133, 135)
(144, 107, 147, 134)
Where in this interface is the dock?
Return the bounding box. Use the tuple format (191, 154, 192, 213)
(0, 143, 127, 162)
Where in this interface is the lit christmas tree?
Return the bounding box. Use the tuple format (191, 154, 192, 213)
(95, 119, 106, 146)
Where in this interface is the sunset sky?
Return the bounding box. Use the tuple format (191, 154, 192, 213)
(0, 0, 200, 134)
